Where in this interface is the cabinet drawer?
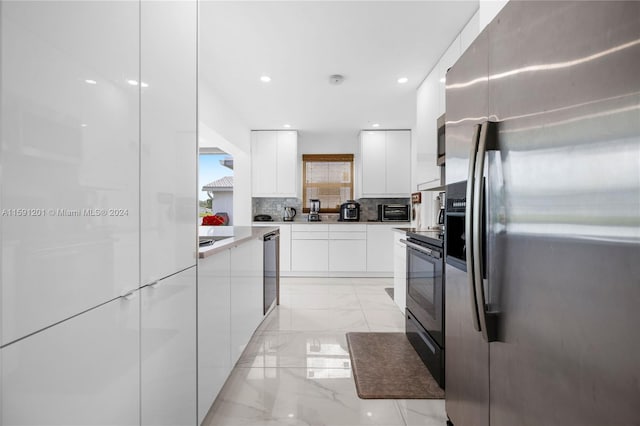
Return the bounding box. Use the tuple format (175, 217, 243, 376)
(292, 224, 329, 232)
(328, 232, 367, 240)
(329, 224, 367, 232)
(292, 231, 329, 240)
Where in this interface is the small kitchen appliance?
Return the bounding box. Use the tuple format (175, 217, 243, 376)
(378, 204, 410, 222)
(339, 200, 360, 221)
(437, 191, 445, 227)
(411, 192, 422, 229)
(308, 199, 321, 222)
(283, 206, 296, 222)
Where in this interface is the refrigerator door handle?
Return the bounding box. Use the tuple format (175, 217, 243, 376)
(473, 121, 498, 342)
(466, 123, 482, 332)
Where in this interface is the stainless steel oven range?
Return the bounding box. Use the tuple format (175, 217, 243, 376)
(403, 230, 445, 388)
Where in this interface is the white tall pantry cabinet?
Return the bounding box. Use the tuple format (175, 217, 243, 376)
(0, 2, 198, 425)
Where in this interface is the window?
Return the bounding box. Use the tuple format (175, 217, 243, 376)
(302, 154, 354, 213)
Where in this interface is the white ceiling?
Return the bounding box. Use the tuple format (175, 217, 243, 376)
(199, 1, 478, 139)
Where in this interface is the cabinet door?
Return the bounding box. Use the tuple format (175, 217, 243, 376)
(393, 233, 407, 312)
(251, 131, 278, 196)
(230, 238, 264, 364)
(1, 295, 139, 425)
(140, 0, 197, 285)
(279, 224, 292, 272)
(276, 131, 298, 197)
(0, 0, 140, 345)
(197, 250, 231, 423)
(291, 240, 329, 272)
(141, 267, 196, 426)
(329, 240, 367, 272)
(385, 131, 411, 196)
(366, 225, 395, 273)
(361, 131, 387, 195)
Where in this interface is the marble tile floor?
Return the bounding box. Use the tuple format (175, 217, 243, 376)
(202, 277, 447, 426)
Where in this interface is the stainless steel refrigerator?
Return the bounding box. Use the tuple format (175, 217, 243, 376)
(444, 2, 640, 425)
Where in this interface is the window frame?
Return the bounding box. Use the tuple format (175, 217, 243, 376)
(302, 154, 355, 213)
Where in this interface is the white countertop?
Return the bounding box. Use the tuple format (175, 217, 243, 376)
(198, 226, 278, 259)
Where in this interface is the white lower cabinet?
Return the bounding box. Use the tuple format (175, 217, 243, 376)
(141, 267, 196, 426)
(393, 231, 407, 312)
(1, 295, 140, 425)
(366, 225, 395, 273)
(329, 240, 367, 272)
(198, 250, 231, 424)
(291, 240, 329, 272)
(328, 225, 367, 272)
(230, 237, 264, 364)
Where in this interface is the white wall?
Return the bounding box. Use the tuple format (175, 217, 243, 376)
(211, 192, 234, 225)
(412, 0, 508, 227)
(198, 82, 252, 225)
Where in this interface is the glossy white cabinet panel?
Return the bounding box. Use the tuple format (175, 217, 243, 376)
(251, 130, 298, 197)
(276, 131, 298, 197)
(329, 240, 367, 272)
(279, 224, 292, 272)
(140, 0, 197, 286)
(230, 238, 264, 364)
(360, 130, 411, 197)
(328, 224, 367, 232)
(393, 231, 407, 312)
(1, 295, 139, 425)
(141, 266, 196, 426)
(366, 225, 395, 273)
(1, 1, 140, 345)
(385, 131, 412, 195)
(291, 240, 329, 272)
(360, 131, 387, 195)
(198, 250, 231, 423)
(292, 224, 329, 232)
(251, 131, 278, 196)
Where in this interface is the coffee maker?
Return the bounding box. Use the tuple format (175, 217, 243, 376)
(308, 199, 321, 222)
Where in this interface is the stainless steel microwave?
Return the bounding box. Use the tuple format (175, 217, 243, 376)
(378, 204, 410, 222)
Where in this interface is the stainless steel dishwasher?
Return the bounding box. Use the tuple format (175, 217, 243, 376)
(263, 230, 280, 314)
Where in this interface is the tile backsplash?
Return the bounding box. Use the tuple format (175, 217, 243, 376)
(252, 197, 410, 222)
(252, 198, 302, 221)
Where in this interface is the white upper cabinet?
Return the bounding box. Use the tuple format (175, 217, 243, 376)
(140, 0, 197, 286)
(0, 1, 140, 345)
(360, 130, 411, 197)
(360, 131, 387, 195)
(251, 130, 298, 197)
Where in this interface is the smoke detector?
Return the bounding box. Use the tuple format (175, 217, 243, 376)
(329, 74, 344, 85)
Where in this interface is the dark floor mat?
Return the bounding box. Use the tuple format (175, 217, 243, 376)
(346, 332, 444, 399)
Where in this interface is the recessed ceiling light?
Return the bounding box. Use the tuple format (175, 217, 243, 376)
(140, 82, 149, 88)
(366, 412, 373, 417)
(80, 124, 88, 127)
(397, 77, 408, 84)
(283, 124, 291, 128)
(127, 79, 138, 86)
(85, 79, 97, 85)
(260, 75, 271, 83)
(372, 123, 380, 128)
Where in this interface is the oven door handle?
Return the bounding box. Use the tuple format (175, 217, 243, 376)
(401, 239, 440, 259)
(466, 123, 482, 332)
